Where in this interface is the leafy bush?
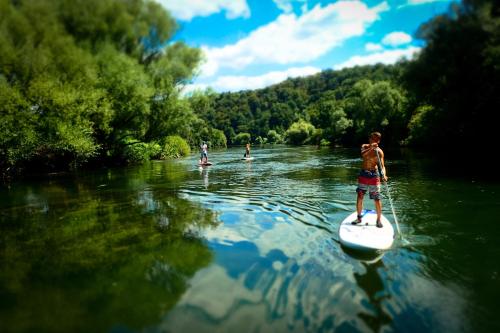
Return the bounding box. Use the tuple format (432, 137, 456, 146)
(404, 105, 435, 146)
(255, 136, 266, 145)
(320, 139, 330, 146)
(0, 80, 38, 169)
(123, 143, 151, 163)
(122, 141, 162, 163)
(161, 136, 191, 159)
(148, 142, 162, 159)
(285, 120, 316, 145)
(266, 130, 282, 144)
(209, 129, 227, 148)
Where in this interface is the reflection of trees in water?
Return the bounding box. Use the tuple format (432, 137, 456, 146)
(0, 162, 219, 332)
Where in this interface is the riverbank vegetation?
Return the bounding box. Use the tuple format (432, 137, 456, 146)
(0, 0, 224, 175)
(1, 0, 498, 176)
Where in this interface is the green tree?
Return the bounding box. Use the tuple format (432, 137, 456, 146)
(404, 105, 436, 146)
(403, 0, 500, 149)
(266, 130, 282, 144)
(0, 79, 38, 170)
(96, 44, 153, 146)
(0, 0, 205, 174)
(285, 120, 316, 145)
(346, 79, 407, 143)
(161, 135, 191, 159)
(307, 92, 353, 144)
(209, 128, 227, 148)
(233, 132, 251, 145)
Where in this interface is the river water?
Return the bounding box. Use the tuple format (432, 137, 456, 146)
(0, 146, 499, 332)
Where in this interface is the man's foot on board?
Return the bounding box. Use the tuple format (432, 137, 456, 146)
(376, 220, 383, 228)
(351, 215, 363, 225)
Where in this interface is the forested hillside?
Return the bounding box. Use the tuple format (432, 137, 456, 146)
(190, 64, 408, 146)
(191, 0, 499, 150)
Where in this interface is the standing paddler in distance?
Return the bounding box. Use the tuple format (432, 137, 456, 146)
(244, 143, 250, 158)
(353, 132, 388, 228)
(200, 141, 208, 164)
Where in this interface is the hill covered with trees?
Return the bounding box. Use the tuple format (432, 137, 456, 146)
(190, 0, 499, 152)
(190, 64, 408, 147)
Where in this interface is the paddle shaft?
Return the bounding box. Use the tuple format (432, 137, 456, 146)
(374, 147, 402, 238)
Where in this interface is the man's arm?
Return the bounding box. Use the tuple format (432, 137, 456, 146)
(378, 149, 387, 181)
(361, 143, 378, 155)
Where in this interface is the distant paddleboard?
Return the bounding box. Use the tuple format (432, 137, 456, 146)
(242, 157, 254, 161)
(198, 161, 213, 166)
(339, 210, 394, 251)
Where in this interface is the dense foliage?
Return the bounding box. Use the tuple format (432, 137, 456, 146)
(403, 0, 499, 150)
(191, 63, 409, 147)
(0, 0, 223, 175)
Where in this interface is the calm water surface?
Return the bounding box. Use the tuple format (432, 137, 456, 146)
(1, 146, 499, 333)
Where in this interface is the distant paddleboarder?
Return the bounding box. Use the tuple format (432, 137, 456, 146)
(244, 143, 250, 158)
(200, 141, 208, 164)
(353, 132, 387, 228)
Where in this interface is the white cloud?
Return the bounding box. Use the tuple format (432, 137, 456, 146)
(186, 66, 320, 93)
(398, 0, 452, 9)
(272, 0, 307, 13)
(382, 31, 412, 46)
(407, 0, 450, 5)
(273, 0, 294, 13)
(334, 46, 420, 69)
(201, 1, 389, 77)
(365, 42, 383, 52)
(156, 0, 250, 21)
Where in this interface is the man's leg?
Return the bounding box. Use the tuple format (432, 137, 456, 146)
(374, 198, 383, 228)
(353, 191, 364, 224)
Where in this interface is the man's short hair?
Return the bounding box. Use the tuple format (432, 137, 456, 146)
(370, 132, 381, 140)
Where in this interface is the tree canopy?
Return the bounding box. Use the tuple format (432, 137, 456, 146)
(0, 0, 220, 175)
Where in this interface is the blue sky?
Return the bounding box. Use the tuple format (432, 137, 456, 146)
(156, 0, 455, 93)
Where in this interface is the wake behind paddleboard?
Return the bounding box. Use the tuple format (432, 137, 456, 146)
(339, 210, 394, 251)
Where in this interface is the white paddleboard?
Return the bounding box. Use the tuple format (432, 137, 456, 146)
(339, 210, 394, 251)
(242, 157, 254, 161)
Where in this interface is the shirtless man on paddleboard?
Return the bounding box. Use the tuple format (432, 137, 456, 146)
(353, 132, 388, 228)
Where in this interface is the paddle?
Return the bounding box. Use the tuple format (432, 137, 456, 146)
(374, 147, 406, 242)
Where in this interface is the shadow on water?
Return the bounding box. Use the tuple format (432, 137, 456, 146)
(0, 161, 219, 333)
